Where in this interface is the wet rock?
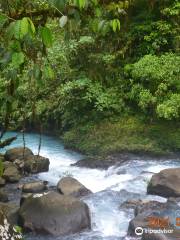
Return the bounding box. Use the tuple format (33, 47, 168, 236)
(128, 199, 180, 236)
(0, 177, 6, 187)
(14, 159, 25, 171)
(72, 154, 131, 169)
(0, 202, 19, 225)
(57, 177, 92, 198)
(2, 162, 21, 183)
(142, 233, 168, 240)
(24, 155, 50, 173)
(19, 191, 91, 236)
(20, 193, 33, 206)
(120, 199, 143, 210)
(134, 200, 166, 216)
(0, 189, 8, 202)
(128, 214, 149, 236)
(4, 147, 33, 162)
(147, 168, 180, 198)
(22, 181, 48, 193)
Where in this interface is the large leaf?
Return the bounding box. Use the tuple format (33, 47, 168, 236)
(40, 27, 53, 47)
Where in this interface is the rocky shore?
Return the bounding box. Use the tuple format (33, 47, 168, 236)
(0, 146, 180, 240)
(0, 147, 91, 239)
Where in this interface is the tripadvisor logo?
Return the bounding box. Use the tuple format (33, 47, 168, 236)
(135, 227, 144, 236)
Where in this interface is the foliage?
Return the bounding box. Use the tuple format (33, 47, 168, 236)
(0, 0, 179, 155)
(125, 54, 180, 119)
(63, 116, 180, 155)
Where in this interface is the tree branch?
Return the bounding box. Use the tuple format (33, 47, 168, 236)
(0, 136, 17, 148)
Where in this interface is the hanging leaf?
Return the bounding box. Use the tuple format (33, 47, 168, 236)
(74, 0, 86, 9)
(40, 27, 53, 47)
(19, 17, 29, 39)
(27, 18, 36, 34)
(59, 16, 68, 28)
(110, 19, 121, 32)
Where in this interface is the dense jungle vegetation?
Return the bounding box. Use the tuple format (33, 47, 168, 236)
(0, 0, 180, 156)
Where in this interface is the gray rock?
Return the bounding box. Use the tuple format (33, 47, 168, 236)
(147, 168, 180, 198)
(22, 181, 48, 193)
(142, 233, 168, 240)
(57, 177, 92, 198)
(24, 155, 50, 174)
(128, 199, 180, 236)
(5, 147, 33, 162)
(20, 193, 33, 206)
(0, 189, 8, 202)
(19, 191, 91, 236)
(2, 162, 21, 183)
(0, 202, 19, 225)
(120, 199, 143, 210)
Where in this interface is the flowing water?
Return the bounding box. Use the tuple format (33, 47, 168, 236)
(2, 132, 180, 240)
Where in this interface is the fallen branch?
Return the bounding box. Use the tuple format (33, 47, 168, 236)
(0, 136, 17, 148)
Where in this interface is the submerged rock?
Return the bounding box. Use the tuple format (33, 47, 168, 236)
(22, 181, 48, 193)
(19, 191, 91, 236)
(147, 168, 180, 198)
(72, 153, 131, 169)
(4, 147, 33, 162)
(57, 177, 92, 198)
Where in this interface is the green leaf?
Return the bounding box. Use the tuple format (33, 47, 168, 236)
(27, 18, 36, 34)
(40, 27, 53, 47)
(74, 0, 86, 9)
(19, 17, 29, 39)
(110, 19, 121, 32)
(12, 52, 25, 67)
(59, 16, 68, 28)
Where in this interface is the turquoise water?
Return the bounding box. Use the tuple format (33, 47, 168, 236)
(2, 132, 180, 240)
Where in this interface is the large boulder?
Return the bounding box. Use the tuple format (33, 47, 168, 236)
(24, 155, 50, 174)
(19, 191, 91, 236)
(22, 181, 48, 193)
(4, 147, 33, 162)
(147, 168, 180, 198)
(0, 202, 19, 225)
(57, 177, 92, 198)
(0, 208, 23, 240)
(2, 162, 21, 183)
(128, 199, 180, 236)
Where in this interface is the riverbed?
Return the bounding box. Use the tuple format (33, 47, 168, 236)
(2, 132, 180, 240)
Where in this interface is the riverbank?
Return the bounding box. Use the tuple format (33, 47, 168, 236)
(63, 116, 180, 157)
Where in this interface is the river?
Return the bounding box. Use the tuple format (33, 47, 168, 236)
(2, 132, 180, 240)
